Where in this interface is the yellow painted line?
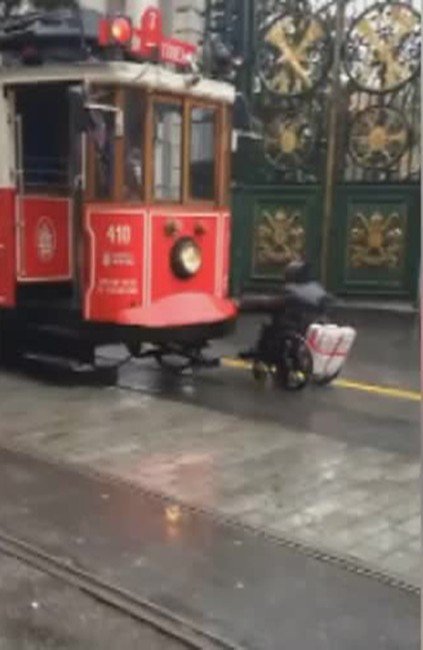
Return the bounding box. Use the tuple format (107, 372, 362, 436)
(221, 357, 421, 402)
(334, 379, 421, 402)
(222, 357, 252, 370)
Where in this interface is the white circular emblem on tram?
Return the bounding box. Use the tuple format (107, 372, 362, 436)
(36, 217, 56, 262)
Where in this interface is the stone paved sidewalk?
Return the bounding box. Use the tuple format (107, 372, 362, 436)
(0, 366, 419, 587)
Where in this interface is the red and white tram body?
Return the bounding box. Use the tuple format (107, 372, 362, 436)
(0, 61, 237, 365)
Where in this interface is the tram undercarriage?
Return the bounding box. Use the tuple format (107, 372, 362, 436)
(0, 303, 235, 377)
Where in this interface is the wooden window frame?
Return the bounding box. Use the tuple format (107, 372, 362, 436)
(220, 104, 232, 208)
(86, 85, 147, 205)
(150, 94, 184, 206)
(121, 86, 147, 205)
(148, 93, 228, 209)
(85, 85, 118, 204)
(114, 87, 125, 202)
(186, 99, 220, 209)
(85, 85, 231, 210)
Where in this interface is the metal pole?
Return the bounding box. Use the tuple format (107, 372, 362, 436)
(160, 0, 173, 36)
(320, 0, 346, 286)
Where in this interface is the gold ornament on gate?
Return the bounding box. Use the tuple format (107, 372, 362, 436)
(348, 211, 404, 269)
(279, 127, 298, 154)
(264, 112, 316, 169)
(258, 13, 330, 97)
(255, 208, 306, 268)
(349, 106, 409, 170)
(345, 3, 421, 94)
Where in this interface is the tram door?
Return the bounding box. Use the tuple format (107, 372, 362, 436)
(14, 83, 74, 303)
(68, 86, 86, 307)
(0, 90, 15, 307)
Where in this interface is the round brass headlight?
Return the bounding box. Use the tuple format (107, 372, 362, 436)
(170, 237, 202, 279)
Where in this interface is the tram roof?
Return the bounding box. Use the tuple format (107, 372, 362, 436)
(0, 60, 236, 104)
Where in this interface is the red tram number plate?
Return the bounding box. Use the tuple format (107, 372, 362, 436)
(84, 210, 145, 321)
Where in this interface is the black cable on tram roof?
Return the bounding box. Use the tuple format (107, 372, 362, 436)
(0, 4, 99, 64)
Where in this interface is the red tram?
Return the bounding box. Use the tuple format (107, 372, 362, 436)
(0, 10, 237, 371)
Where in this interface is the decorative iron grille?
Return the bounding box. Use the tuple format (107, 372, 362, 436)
(206, 0, 421, 185)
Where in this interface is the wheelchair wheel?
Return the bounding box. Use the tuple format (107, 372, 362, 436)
(252, 360, 269, 384)
(312, 369, 341, 386)
(274, 334, 313, 391)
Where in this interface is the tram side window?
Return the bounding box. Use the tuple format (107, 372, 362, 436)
(153, 102, 182, 202)
(189, 107, 216, 201)
(124, 89, 144, 201)
(90, 90, 116, 201)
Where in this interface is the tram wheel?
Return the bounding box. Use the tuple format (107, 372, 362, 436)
(155, 354, 193, 375)
(274, 335, 313, 391)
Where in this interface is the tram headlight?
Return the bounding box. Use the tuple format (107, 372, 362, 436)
(171, 237, 202, 279)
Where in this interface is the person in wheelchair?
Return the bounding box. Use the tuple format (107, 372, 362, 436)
(238, 261, 334, 390)
(240, 261, 333, 327)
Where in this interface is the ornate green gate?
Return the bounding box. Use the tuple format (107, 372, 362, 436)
(207, 0, 421, 300)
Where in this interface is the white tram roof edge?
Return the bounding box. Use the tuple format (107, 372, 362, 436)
(0, 60, 236, 104)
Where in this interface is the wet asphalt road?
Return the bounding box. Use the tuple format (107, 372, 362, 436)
(218, 310, 420, 392)
(206, 311, 420, 456)
(118, 356, 419, 457)
(110, 309, 420, 458)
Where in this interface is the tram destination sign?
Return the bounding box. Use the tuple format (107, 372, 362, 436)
(99, 6, 196, 67)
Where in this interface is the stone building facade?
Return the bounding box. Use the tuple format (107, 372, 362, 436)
(161, 0, 206, 46)
(81, 0, 206, 47)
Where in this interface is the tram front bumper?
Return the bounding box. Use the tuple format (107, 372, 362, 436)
(116, 293, 238, 330)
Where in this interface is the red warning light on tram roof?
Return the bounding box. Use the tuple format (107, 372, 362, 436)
(110, 16, 133, 45)
(98, 17, 130, 46)
(98, 7, 196, 67)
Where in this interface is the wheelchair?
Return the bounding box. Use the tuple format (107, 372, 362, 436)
(238, 262, 333, 391)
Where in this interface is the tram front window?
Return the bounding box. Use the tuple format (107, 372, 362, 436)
(153, 102, 182, 202)
(90, 90, 116, 201)
(190, 107, 216, 201)
(124, 89, 144, 201)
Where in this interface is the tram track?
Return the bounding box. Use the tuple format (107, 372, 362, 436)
(0, 440, 419, 598)
(0, 528, 243, 650)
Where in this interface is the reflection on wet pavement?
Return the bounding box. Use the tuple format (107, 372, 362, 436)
(0, 356, 419, 586)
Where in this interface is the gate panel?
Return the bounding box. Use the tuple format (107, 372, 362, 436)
(231, 185, 322, 296)
(331, 185, 420, 297)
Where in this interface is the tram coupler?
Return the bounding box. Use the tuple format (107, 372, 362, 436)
(128, 343, 220, 373)
(196, 354, 220, 369)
